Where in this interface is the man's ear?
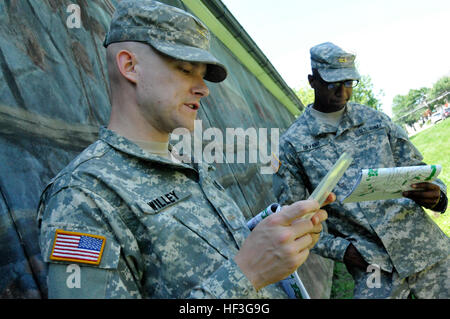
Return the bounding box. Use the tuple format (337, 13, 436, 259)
(116, 50, 138, 84)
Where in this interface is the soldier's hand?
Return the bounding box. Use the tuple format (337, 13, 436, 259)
(343, 243, 369, 271)
(302, 192, 335, 249)
(402, 182, 441, 209)
(234, 199, 328, 290)
(320, 192, 336, 208)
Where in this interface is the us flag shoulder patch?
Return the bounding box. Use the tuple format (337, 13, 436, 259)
(270, 153, 281, 174)
(50, 229, 106, 265)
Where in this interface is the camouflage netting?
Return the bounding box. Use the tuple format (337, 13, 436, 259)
(0, 0, 333, 298)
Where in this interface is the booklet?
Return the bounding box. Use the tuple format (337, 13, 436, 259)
(342, 165, 442, 203)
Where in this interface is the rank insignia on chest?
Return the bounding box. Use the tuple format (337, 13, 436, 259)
(147, 190, 191, 213)
(50, 230, 106, 265)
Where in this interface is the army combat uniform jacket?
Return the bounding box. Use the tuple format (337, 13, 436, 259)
(38, 127, 287, 298)
(273, 103, 449, 279)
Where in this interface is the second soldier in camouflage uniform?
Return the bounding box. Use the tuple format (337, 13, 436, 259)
(38, 1, 330, 298)
(273, 42, 449, 299)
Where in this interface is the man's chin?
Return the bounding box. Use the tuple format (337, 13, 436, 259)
(171, 123, 195, 134)
(329, 102, 347, 110)
(184, 121, 195, 132)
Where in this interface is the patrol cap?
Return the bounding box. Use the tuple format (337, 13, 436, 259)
(310, 42, 360, 82)
(104, 0, 227, 83)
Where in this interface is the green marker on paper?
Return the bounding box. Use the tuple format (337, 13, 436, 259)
(425, 165, 437, 181)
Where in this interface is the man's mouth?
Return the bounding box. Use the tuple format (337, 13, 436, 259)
(185, 103, 199, 110)
(331, 98, 347, 106)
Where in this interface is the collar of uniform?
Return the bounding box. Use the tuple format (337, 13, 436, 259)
(303, 103, 366, 137)
(303, 104, 339, 137)
(335, 103, 365, 137)
(99, 126, 194, 170)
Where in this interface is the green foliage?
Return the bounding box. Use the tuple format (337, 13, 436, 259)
(330, 262, 354, 299)
(392, 76, 450, 127)
(295, 85, 314, 107)
(350, 75, 384, 111)
(428, 76, 450, 110)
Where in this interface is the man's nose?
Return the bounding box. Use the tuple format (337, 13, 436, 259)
(192, 78, 210, 98)
(335, 83, 345, 96)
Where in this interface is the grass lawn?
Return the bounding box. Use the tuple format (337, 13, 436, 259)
(410, 118, 450, 235)
(330, 117, 450, 299)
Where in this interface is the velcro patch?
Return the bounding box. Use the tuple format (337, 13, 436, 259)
(50, 230, 106, 265)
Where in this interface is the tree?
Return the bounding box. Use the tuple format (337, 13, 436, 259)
(350, 75, 384, 111)
(389, 75, 449, 128)
(295, 85, 314, 108)
(392, 87, 429, 127)
(428, 76, 450, 110)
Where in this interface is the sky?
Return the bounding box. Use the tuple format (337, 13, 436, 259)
(220, 0, 450, 116)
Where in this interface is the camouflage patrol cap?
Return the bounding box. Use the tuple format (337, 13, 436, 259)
(104, 0, 227, 83)
(310, 42, 360, 82)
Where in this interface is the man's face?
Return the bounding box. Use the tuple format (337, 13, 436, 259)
(309, 71, 353, 112)
(135, 46, 209, 134)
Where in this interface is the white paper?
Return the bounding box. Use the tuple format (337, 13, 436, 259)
(342, 165, 442, 203)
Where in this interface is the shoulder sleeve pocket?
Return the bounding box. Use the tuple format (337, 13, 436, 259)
(41, 226, 122, 298)
(40, 225, 121, 270)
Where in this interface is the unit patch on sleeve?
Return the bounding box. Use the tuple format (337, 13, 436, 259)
(50, 229, 106, 265)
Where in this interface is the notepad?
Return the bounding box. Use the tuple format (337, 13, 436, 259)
(342, 165, 442, 203)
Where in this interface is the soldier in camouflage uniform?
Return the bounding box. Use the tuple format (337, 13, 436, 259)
(273, 42, 449, 299)
(37, 1, 329, 298)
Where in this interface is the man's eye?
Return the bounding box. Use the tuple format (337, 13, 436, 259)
(178, 64, 192, 74)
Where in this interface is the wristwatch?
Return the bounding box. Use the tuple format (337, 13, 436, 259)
(431, 191, 448, 213)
